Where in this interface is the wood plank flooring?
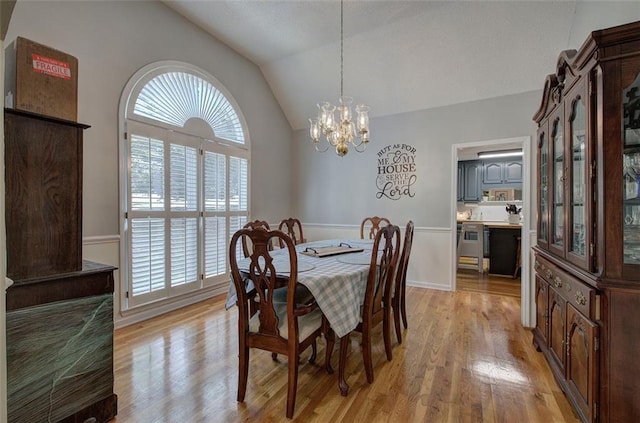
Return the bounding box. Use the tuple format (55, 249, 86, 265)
(112, 287, 579, 422)
(456, 268, 522, 298)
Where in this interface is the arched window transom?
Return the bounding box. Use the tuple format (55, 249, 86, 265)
(132, 71, 244, 144)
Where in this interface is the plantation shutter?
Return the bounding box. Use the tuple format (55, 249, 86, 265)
(204, 151, 227, 278)
(129, 135, 166, 297)
(122, 64, 249, 310)
(169, 144, 199, 287)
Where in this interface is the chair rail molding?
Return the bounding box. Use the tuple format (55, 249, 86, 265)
(303, 222, 452, 291)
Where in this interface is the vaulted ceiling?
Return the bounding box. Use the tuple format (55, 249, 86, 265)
(162, 1, 640, 130)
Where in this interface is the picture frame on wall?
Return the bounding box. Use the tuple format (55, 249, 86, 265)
(493, 189, 512, 201)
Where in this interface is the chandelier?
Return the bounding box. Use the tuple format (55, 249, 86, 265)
(308, 0, 370, 157)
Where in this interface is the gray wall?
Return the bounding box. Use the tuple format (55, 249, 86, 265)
(4, 0, 293, 237)
(293, 90, 540, 228)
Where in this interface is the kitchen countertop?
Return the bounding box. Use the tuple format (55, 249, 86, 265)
(457, 219, 522, 228)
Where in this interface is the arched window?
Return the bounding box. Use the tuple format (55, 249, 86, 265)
(119, 61, 249, 309)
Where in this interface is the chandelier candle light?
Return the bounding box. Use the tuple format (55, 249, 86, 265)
(309, 0, 370, 157)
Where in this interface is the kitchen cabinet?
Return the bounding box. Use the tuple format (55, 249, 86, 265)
(459, 160, 481, 202)
(482, 158, 523, 187)
(532, 21, 640, 423)
(458, 158, 523, 202)
(457, 163, 464, 201)
(483, 227, 490, 258)
(488, 227, 519, 275)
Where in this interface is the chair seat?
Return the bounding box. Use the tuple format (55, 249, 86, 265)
(273, 284, 315, 306)
(249, 304, 322, 341)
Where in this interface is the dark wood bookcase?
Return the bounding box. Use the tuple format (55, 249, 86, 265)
(532, 21, 640, 423)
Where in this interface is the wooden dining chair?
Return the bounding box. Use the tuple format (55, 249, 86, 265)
(360, 216, 391, 239)
(392, 220, 414, 344)
(229, 227, 332, 419)
(241, 219, 272, 258)
(339, 224, 401, 384)
(278, 217, 305, 247)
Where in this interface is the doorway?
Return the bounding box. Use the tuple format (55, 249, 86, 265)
(450, 136, 532, 327)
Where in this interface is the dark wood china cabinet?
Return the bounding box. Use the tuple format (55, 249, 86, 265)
(533, 21, 640, 423)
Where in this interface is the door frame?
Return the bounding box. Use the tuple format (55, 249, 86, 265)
(450, 136, 533, 327)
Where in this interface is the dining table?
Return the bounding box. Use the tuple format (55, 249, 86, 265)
(226, 238, 376, 395)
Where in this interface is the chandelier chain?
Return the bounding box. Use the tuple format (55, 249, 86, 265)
(340, 0, 344, 98)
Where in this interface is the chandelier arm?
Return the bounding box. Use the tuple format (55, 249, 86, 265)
(353, 141, 368, 153)
(351, 136, 367, 148)
(314, 140, 330, 153)
(327, 133, 338, 146)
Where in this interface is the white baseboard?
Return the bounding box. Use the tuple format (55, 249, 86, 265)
(407, 279, 452, 291)
(115, 285, 226, 329)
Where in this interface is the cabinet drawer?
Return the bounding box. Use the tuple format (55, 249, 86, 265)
(559, 271, 596, 320)
(534, 255, 598, 320)
(534, 255, 557, 284)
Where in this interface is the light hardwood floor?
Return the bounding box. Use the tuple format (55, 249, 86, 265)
(456, 268, 522, 298)
(112, 286, 579, 422)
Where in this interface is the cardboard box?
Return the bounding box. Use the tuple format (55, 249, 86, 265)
(4, 37, 78, 121)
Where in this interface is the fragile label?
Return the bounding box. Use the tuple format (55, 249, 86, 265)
(32, 53, 72, 79)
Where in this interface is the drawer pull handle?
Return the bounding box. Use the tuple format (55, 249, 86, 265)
(553, 276, 562, 288)
(576, 291, 586, 306)
(545, 269, 553, 279)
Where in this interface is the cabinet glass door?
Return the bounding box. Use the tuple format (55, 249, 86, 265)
(623, 73, 640, 266)
(569, 97, 587, 259)
(551, 115, 565, 256)
(538, 127, 549, 249)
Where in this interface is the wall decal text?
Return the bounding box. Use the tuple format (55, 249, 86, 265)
(376, 144, 417, 200)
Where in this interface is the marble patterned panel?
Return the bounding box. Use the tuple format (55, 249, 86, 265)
(7, 294, 114, 423)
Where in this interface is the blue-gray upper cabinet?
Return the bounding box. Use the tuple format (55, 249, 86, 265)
(504, 160, 523, 183)
(482, 159, 523, 187)
(483, 161, 503, 184)
(462, 160, 482, 202)
(457, 163, 464, 201)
